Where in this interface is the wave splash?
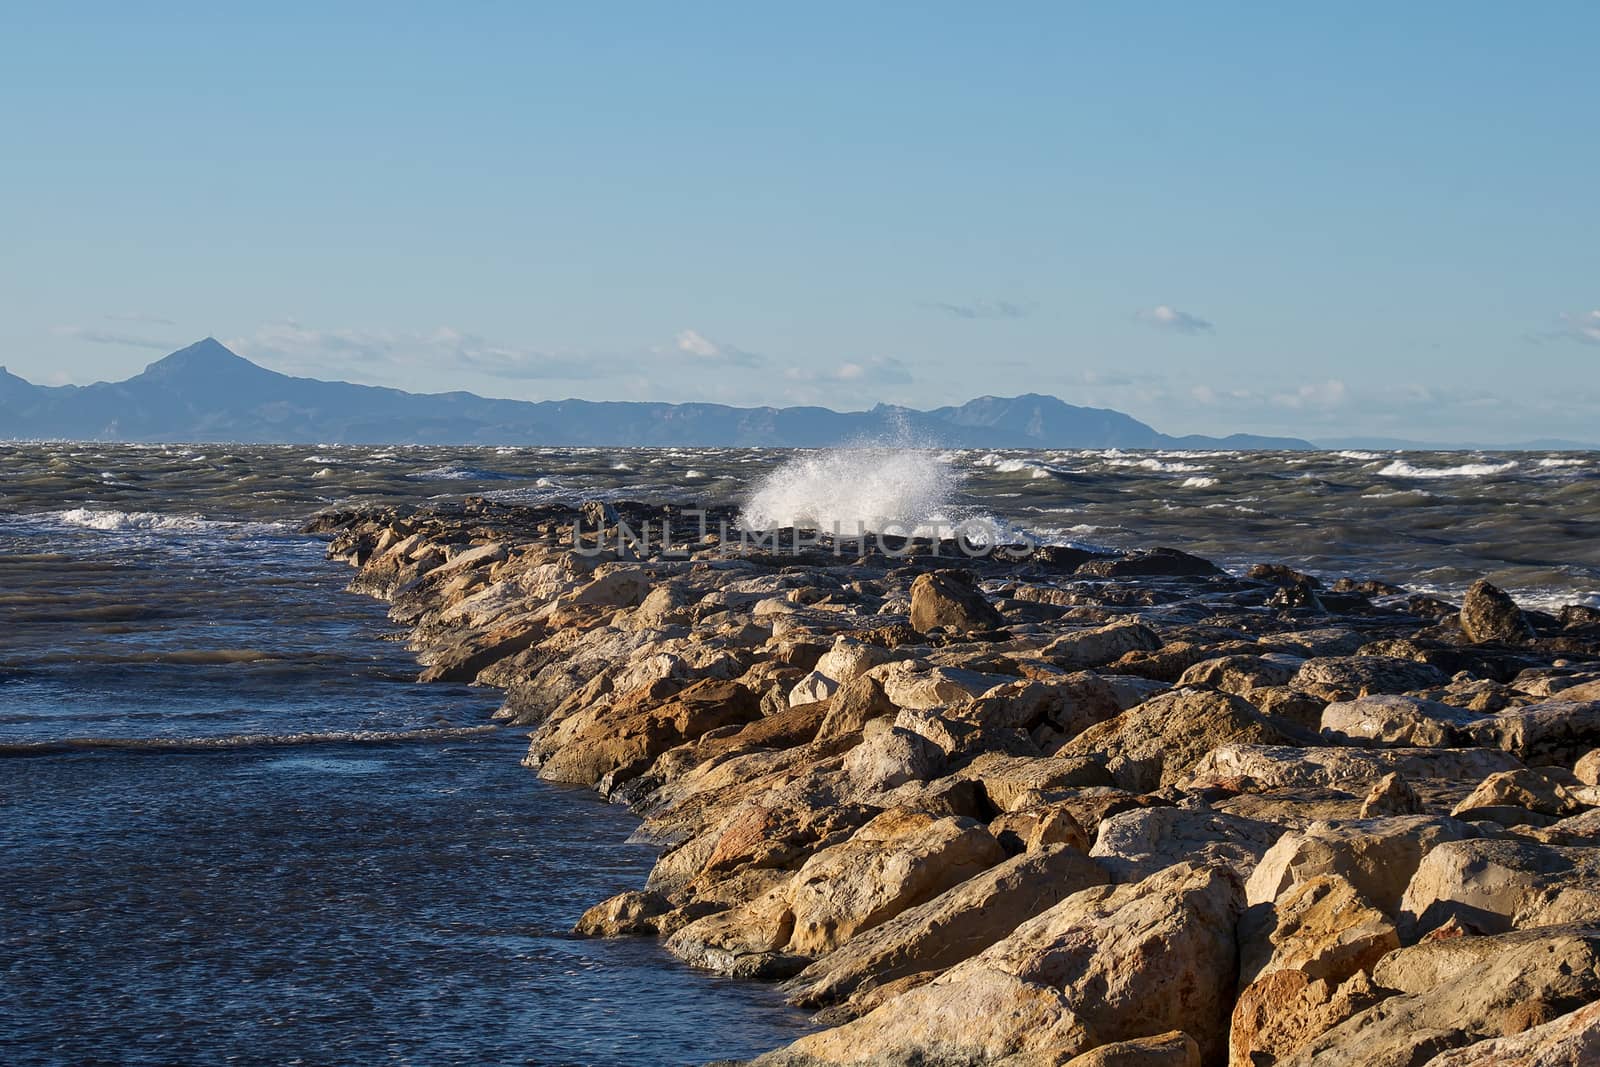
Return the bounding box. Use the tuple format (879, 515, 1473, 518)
(740, 445, 963, 537)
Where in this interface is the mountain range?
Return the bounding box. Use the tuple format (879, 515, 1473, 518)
(0, 338, 1313, 449)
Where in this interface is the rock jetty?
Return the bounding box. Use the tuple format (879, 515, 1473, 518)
(307, 497, 1600, 1066)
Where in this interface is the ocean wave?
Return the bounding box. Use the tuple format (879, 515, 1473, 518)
(1335, 450, 1384, 460)
(1106, 457, 1206, 473)
(42, 508, 293, 536)
(1181, 476, 1220, 488)
(1538, 457, 1589, 468)
(1378, 460, 1518, 480)
(0, 724, 500, 758)
(408, 465, 520, 481)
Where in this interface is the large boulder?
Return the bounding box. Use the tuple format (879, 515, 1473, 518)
(1459, 579, 1535, 644)
(1400, 838, 1600, 936)
(784, 809, 1006, 956)
(1466, 700, 1600, 764)
(909, 570, 1004, 634)
(1237, 874, 1399, 990)
(1284, 926, 1600, 1066)
(1229, 875, 1399, 1066)
(1042, 620, 1163, 670)
(537, 678, 762, 786)
(1090, 806, 1283, 883)
(1246, 815, 1477, 914)
(1190, 744, 1522, 797)
(755, 863, 1244, 1066)
(1178, 654, 1301, 694)
(786, 844, 1111, 1009)
(1291, 656, 1450, 702)
(1419, 997, 1600, 1066)
(1056, 688, 1292, 793)
(668, 807, 1005, 977)
(1319, 695, 1481, 748)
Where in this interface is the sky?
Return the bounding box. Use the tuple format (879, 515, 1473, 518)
(1, 3, 1597, 444)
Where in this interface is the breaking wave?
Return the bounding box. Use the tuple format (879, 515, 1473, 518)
(740, 446, 963, 536)
(43, 508, 291, 536)
(1378, 459, 1519, 479)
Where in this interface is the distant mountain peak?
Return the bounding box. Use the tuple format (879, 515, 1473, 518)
(135, 337, 276, 386)
(0, 338, 1315, 448)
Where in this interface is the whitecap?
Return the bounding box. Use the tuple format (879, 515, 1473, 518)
(1378, 459, 1517, 479)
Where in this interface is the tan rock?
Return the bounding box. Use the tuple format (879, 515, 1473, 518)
(1290, 655, 1449, 702)
(1237, 875, 1399, 990)
(1319, 694, 1479, 748)
(1178, 654, 1301, 694)
(1247, 815, 1476, 914)
(872, 661, 1012, 711)
(1418, 996, 1600, 1065)
(1451, 767, 1590, 820)
(958, 752, 1116, 810)
(1229, 969, 1383, 1067)
(1064, 1031, 1200, 1067)
(815, 674, 898, 740)
(1466, 700, 1600, 763)
(1360, 772, 1424, 817)
(1400, 838, 1600, 936)
(1055, 688, 1291, 793)
(1287, 926, 1600, 1066)
(1042, 620, 1162, 670)
(1575, 748, 1600, 786)
(1190, 743, 1522, 796)
(786, 844, 1110, 1010)
(784, 808, 1006, 955)
(1090, 806, 1283, 883)
(537, 678, 762, 786)
(754, 863, 1244, 1066)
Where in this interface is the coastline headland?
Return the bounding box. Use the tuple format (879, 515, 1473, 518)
(310, 496, 1600, 1066)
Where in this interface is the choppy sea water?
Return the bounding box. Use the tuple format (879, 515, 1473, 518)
(1, 441, 1597, 1064)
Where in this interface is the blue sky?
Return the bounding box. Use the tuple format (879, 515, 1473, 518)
(2, 3, 1596, 442)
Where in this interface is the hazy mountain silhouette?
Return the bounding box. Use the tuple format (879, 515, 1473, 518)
(0, 339, 1312, 449)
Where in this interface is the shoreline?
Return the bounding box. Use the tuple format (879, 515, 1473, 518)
(312, 496, 1600, 1066)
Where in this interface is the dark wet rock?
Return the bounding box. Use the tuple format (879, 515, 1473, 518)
(1460, 579, 1535, 644)
(1076, 547, 1225, 579)
(908, 570, 1005, 634)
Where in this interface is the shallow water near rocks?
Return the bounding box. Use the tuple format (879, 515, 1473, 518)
(0, 506, 812, 1066)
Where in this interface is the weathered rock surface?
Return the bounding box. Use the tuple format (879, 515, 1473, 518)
(786, 844, 1110, 1010)
(1285, 925, 1600, 1066)
(1057, 688, 1292, 792)
(754, 863, 1243, 1066)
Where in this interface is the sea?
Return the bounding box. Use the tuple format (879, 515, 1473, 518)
(2, 442, 1597, 1066)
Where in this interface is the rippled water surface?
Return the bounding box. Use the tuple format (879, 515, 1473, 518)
(1, 441, 1597, 1065)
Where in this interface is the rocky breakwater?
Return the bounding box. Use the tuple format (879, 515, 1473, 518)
(307, 498, 1600, 1067)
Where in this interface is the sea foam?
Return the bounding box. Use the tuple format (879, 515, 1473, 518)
(740, 446, 962, 536)
(1378, 459, 1518, 479)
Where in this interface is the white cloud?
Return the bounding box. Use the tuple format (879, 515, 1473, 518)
(230, 322, 604, 381)
(785, 356, 913, 386)
(1557, 310, 1600, 345)
(1273, 379, 1348, 410)
(673, 328, 764, 366)
(52, 325, 177, 350)
(921, 299, 1035, 320)
(1137, 305, 1214, 334)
